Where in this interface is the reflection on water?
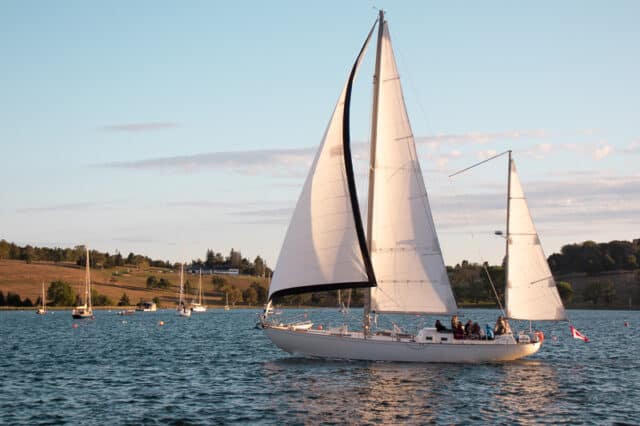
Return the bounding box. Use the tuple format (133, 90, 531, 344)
(262, 358, 562, 424)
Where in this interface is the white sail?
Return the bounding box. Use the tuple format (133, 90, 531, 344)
(369, 23, 457, 315)
(268, 31, 374, 300)
(505, 160, 566, 320)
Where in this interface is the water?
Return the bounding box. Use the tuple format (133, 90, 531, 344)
(1, 308, 638, 424)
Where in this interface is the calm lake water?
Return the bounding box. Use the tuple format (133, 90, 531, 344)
(1, 308, 638, 424)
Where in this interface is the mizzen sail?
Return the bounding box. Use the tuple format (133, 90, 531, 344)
(505, 160, 566, 320)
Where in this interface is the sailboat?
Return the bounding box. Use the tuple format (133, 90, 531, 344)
(261, 11, 566, 363)
(190, 269, 207, 312)
(176, 263, 191, 317)
(72, 247, 94, 319)
(337, 289, 349, 314)
(224, 292, 230, 311)
(36, 281, 46, 315)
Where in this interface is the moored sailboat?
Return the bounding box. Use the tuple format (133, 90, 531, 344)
(176, 263, 191, 317)
(72, 247, 94, 319)
(190, 269, 207, 313)
(36, 281, 46, 315)
(261, 11, 565, 363)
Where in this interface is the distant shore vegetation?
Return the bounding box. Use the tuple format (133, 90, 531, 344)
(1, 238, 639, 309)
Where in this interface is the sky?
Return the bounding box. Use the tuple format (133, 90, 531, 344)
(1, 1, 638, 267)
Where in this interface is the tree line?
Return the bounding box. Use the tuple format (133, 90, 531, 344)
(0, 240, 273, 277)
(0, 281, 114, 307)
(548, 239, 640, 275)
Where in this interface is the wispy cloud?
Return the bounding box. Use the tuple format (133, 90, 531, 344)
(17, 202, 99, 214)
(624, 140, 640, 154)
(98, 122, 179, 132)
(593, 143, 612, 160)
(415, 129, 549, 149)
(101, 147, 315, 176)
(433, 174, 640, 231)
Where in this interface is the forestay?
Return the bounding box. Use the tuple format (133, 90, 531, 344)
(268, 29, 375, 301)
(505, 160, 566, 320)
(368, 23, 457, 315)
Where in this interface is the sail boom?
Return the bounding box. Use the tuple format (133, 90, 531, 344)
(270, 281, 373, 301)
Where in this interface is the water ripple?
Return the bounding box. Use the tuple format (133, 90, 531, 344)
(1, 309, 639, 424)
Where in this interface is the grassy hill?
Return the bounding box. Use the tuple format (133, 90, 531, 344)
(0, 259, 267, 308)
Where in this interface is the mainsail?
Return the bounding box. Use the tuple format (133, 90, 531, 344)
(368, 21, 457, 314)
(268, 25, 377, 301)
(505, 160, 566, 320)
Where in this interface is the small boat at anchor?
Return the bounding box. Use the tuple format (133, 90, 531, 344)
(176, 263, 191, 317)
(72, 247, 94, 319)
(36, 281, 46, 315)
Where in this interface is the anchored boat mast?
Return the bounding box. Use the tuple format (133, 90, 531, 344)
(364, 9, 385, 335)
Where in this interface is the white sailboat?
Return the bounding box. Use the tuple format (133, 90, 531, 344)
(36, 281, 46, 315)
(224, 292, 230, 311)
(190, 269, 207, 313)
(176, 263, 191, 317)
(261, 11, 566, 363)
(72, 247, 94, 319)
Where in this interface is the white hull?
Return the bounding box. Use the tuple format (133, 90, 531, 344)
(177, 307, 191, 317)
(191, 304, 207, 313)
(264, 327, 542, 363)
(72, 308, 93, 319)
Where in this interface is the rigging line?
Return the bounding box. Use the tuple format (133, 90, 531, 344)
(448, 150, 511, 178)
(482, 263, 506, 317)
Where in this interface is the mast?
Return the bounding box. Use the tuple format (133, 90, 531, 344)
(504, 150, 512, 317)
(179, 263, 184, 305)
(364, 9, 385, 331)
(199, 268, 203, 304)
(85, 247, 91, 310)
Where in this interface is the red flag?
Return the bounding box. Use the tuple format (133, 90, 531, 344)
(570, 325, 589, 343)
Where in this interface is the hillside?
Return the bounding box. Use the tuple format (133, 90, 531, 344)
(0, 259, 268, 307)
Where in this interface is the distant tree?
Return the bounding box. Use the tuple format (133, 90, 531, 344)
(118, 293, 130, 306)
(250, 281, 268, 304)
(22, 297, 33, 307)
(243, 287, 258, 305)
(0, 240, 10, 259)
(152, 297, 161, 308)
(228, 248, 242, 268)
(206, 249, 215, 268)
(184, 280, 192, 295)
(146, 276, 158, 289)
(113, 252, 124, 267)
(157, 278, 171, 289)
(0, 291, 5, 305)
(212, 276, 227, 290)
(254, 256, 265, 277)
(22, 245, 34, 264)
(556, 281, 574, 303)
(6, 292, 22, 307)
(47, 281, 76, 306)
(602, 281, 616, 304)
(91, 289, 114, 306)
(227, 285, 243, 306)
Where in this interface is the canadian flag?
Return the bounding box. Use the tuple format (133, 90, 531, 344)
(570, 325, 590, 343)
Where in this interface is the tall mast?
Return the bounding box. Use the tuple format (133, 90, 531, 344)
(199, 268, 203, 304)
(504, 150, 512, 317)
(364, 9, 385, 332)
(85, 247, 91, 309)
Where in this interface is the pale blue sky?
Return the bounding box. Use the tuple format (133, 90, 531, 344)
(1, 1, 638, 266)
